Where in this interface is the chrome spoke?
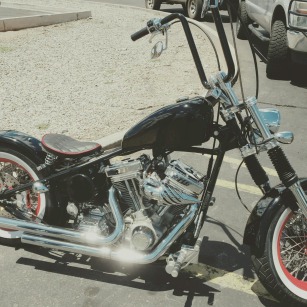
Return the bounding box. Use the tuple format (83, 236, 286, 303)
(279, 211, 307, 281)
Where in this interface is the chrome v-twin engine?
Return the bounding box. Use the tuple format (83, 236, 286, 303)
(105, 157, 205, 210)
(104, 156, 204, 252)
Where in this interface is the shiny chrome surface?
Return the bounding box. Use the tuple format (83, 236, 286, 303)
(131, 226, 155, 251)
(143, 178, 202, 206)
(0, 187, 124, 246)
(32, 182, 49, 194)
(274, 131, 294, 144)
(105, 159, 142, 181)
(287, 30, 307, 53)
(166, 238, 202, 277)
(143, 160, 204, 206)
(246, 97, 275, 142)
(106, 159, 144, 211)
(21, 204, 198, 264)
(289, 182, 307, 218)
(164, 160, 204, 195)
(259, 108, 281, 133)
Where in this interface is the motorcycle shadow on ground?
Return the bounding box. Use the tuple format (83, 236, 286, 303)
(12, 216, 279, 307)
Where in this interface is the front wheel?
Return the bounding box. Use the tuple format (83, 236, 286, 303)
(0, 147, 51, 246)
(251, 205, 307, 306)
(145, 0, 161, 10)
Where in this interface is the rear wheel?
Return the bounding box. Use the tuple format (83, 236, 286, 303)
(0, 147, 50, 246)
(251, 206, 307, 306)
(266, 19, 290, 79)
(145, 0, 161, 10)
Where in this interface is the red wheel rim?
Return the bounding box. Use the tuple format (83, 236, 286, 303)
(0, 157, 41, 233)
(277, 210, 307, 291)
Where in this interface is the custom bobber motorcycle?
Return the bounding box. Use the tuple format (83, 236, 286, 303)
(0, 0, 306, 305)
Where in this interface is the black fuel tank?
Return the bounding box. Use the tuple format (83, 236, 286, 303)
(122, 97, 213, 152)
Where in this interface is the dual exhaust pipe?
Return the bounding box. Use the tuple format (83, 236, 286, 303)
(0, 187, 198, 265)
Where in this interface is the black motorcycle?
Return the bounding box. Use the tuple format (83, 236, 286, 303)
(0, 1, 306, 305)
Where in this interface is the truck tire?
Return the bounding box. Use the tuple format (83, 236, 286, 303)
(145, 0, 161, 10)
(236, 1, 251, 39)
(185, 0, 203, 20)
(266, 19, 290, 79)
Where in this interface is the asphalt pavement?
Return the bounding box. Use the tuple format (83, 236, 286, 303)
(0, 2, 306, 307)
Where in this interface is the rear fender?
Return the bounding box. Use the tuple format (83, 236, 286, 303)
(243, 178, 307, 257)
(0, 130, 46, 164)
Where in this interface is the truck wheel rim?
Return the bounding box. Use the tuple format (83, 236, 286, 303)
(148, 0, 154, 8)
(189, 0, 196, 16)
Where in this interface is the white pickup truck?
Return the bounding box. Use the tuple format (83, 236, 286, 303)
(145, 0, 239, 20)
(236, 0, 307, 79)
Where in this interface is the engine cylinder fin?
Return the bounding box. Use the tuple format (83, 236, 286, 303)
(113, 179, 142, 212)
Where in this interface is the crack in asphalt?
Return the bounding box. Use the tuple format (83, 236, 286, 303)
(258, 101, 307, 110)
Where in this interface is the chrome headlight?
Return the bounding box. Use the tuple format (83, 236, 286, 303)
(250, 109, 294, 145)
(289, 0, 307, 31)
(259, 108, 281, 133)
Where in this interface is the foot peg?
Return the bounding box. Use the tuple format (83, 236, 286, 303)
(165, 238, 202, 277)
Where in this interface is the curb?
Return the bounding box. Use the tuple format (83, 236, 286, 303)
(0, 11, 91, 32)
(0, 2, 91, 31)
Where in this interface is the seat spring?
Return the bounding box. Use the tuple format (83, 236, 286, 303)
(45, 153, 58, 166)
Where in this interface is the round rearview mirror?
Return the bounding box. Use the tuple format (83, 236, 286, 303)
(151, 41, 164, 59)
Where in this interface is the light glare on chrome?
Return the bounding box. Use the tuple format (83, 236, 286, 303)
(274, 131, 294, 144)
(259, 108, 281, 133)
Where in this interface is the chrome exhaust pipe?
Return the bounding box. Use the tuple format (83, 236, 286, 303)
(0, 187, 124, 246)
(21, 204, 198, 264)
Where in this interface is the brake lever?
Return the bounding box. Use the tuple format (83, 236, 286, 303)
(149, 22, 169, 59)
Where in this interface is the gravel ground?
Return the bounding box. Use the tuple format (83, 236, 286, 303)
(0, 0, 219, 141)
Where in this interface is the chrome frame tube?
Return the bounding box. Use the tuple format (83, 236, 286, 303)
(21, 204, 198, 264)
(0, 187, 125, 246)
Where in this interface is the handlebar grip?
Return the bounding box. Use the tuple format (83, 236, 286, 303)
(131, 15, 176, 42)
(131, 27, 149, 41)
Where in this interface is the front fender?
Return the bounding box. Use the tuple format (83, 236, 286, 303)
(0, 130, 46, 164)
(243, 178, 307, 257)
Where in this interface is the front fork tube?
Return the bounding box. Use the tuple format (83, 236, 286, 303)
(247, 97, 307, 217)
(268, 145, 307, 217)
(244, 155, 271, 194)
(226, 117, 271, 193)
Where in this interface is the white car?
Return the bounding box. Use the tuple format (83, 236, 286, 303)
(237, 0, 307, 79)
(145, 0, 239, 20)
